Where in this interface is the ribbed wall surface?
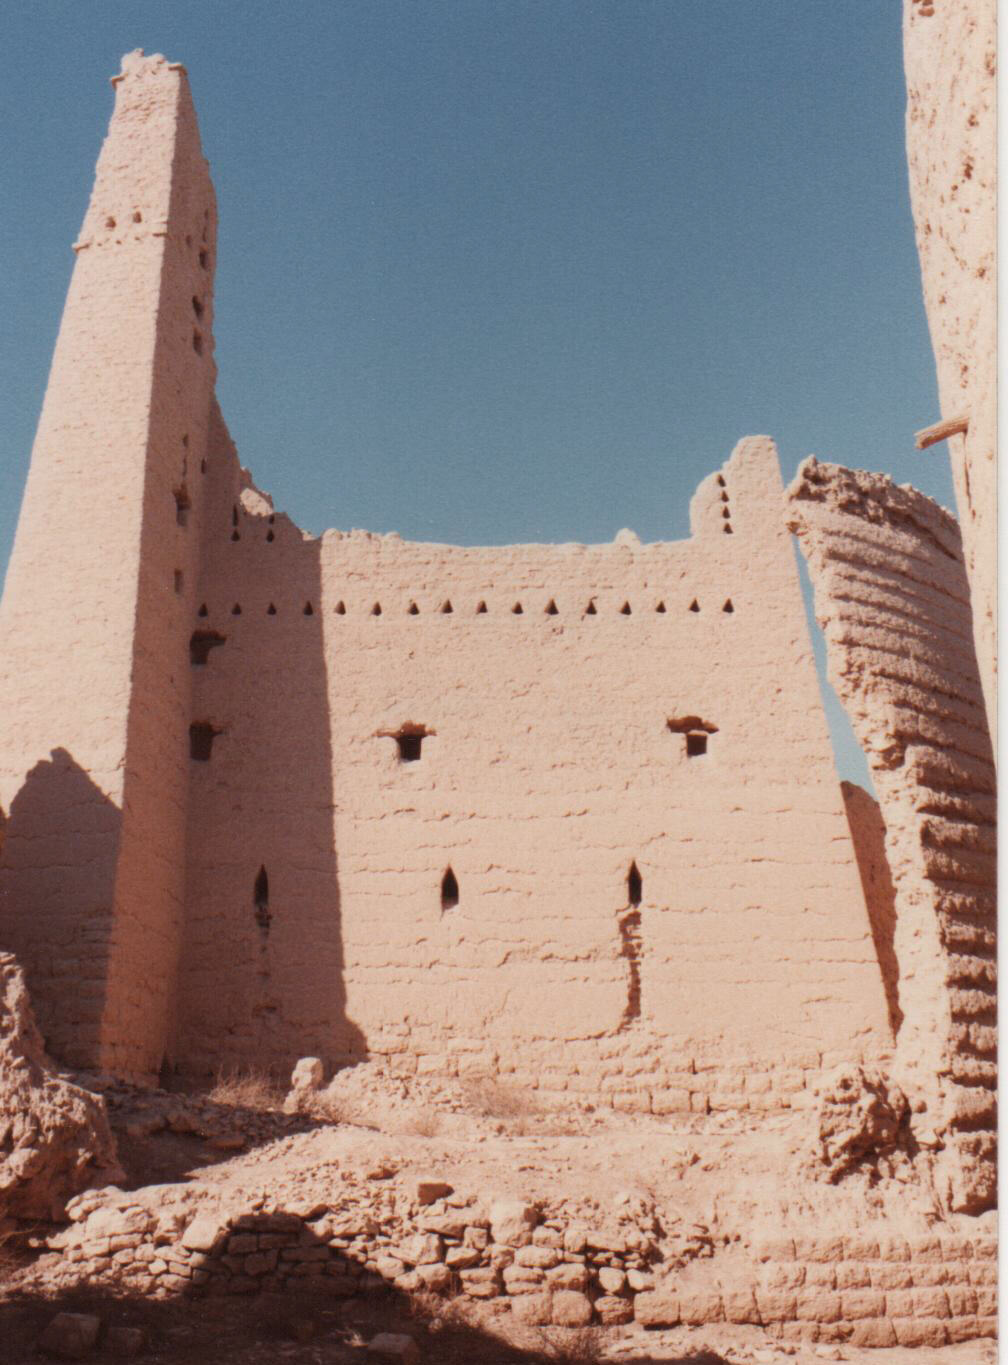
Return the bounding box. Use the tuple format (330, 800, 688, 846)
(787, 459, 996, 1214)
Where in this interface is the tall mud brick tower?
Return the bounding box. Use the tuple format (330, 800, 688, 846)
(0, 52, 217, 1074)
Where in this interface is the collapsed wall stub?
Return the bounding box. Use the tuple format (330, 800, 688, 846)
(786, 458, 996, 1214)
(903, 0, 997, 747)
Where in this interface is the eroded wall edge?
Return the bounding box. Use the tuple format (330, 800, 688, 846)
(786, 457, 996, 1214)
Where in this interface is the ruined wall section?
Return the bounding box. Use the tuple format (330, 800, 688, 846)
(787, 459, 996, 1213)
(0, 52, 218, 1075)
(903, 0, 997, 744)
(176, 438, 893, 1098)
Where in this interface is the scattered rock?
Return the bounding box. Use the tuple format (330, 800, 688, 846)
(37, 1311, 101, 1359)
(415, 1177, 452, 1205)
(367, 1332, 420, 1364)
(106, 1325, 146, 1357)
(291, 1057, 324, 1092)
(490, 1199, 537, 1246)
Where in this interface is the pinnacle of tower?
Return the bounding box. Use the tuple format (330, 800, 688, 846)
(111, 48, 187, 85)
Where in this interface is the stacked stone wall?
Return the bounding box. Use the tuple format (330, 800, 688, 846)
(45, 1186, 996, 1345)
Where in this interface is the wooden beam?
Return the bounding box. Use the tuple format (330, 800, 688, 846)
(915, 414, 969, 449)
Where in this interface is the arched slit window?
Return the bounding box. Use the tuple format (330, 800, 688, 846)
(441, 867, 459, 911)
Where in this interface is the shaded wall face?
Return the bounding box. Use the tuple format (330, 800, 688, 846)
(176, 440, 893, 1089)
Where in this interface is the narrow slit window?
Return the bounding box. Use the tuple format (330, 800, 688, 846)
(266, 529, 275, 542)
(627, 861, 642, 907)
(716, 475, 726, 487)
(189, 722, 218, 761)
(189, 630, 226, 665)
(585, 600, 597, 616)
(253, 865, 270, 932)
(174, 485, 191, 527)
(267, 603, 277, 615)
(303, 602, 314, 615)
(174, 570, 183, 595)
(197, 603, 208, 618)
(192, 330, 203, 355)
(441, 867, 459, 912)
(192, 295, 204, 318)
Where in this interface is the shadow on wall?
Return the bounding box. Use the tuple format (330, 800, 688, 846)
(841, 780, 901, 1037)
(178, 510, 366, 1075)
(0, 748, 122, 1066)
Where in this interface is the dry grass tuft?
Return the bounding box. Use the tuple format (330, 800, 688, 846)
(399, 1106, 443, 1138)
(461, 1075, 549, 1136)
(207, 1065, 284, 1112)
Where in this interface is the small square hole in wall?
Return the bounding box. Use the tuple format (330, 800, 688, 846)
(398, 732, 423, 762)
(667, 716, 718, 758)
(189, 721, 219, 761)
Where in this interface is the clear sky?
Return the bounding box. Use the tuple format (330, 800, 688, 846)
(0, 2, 957, 788)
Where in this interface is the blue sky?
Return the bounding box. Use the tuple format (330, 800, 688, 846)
(0, 2, 956, 787)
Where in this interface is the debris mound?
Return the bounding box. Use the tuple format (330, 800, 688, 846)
(0, 952, 121, 1220)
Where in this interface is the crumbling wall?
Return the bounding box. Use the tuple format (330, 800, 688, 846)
(787, 458, 996, 1213)
(175, 436, 894, 1097)
(903, 0, 997, 744)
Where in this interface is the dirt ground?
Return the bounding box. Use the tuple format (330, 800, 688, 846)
(0, 1065, 997, 1364)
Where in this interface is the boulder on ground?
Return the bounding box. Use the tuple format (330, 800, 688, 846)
(0, 953, 121, 1221)
(37, 1311, 101, 1358)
